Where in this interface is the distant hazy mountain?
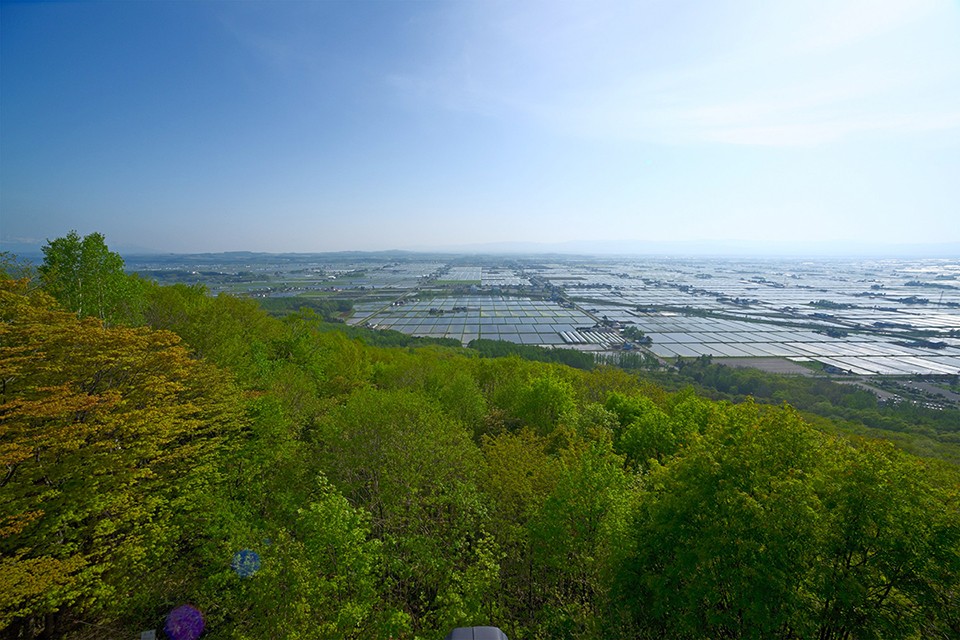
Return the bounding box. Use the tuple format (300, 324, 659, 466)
(4, 236, 958, 260)
(410, 239, 960, 258)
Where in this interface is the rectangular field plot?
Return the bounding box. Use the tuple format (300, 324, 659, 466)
(667, 344, 702, 357)
(349, 295, 597, 346)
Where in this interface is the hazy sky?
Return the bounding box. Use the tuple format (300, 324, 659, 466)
(2, 0, 958, 253)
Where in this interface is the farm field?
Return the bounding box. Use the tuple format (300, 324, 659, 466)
(126, 253, 960, 376)
(350, 295, 607, 346)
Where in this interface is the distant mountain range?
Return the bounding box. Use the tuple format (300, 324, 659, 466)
(409, 239, 960, 258)
(4, 237, 959, 259)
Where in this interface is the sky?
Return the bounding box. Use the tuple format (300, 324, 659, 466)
(1, 0, 959, 255)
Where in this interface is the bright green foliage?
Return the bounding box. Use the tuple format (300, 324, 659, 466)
(813, 441, 960, 639)
(617, 401, 960, 639)
(573, 403, 619, 444)
(482, 430, 560, 533)
(619, 402, 823, 637)
(514, 373, 578, 436)
(468, 339, 595, 370)
(473, 357, 529, 410)
(478, 430, 559, 637)
(604, 390, 648, 428)
(370, 346, 489, 436)
(579, 366, 660, 405)
(527, 441, 630, 638)
(315, 388, 491, 632)
(312, 330, 370, 396)
(669, 356, 960, 464)
(603, 390, 714, 470)
(0, 552, 87, 630)
(225, 476, 396, 640)
(424, 361, 489, 437)
(0, 278, 244, 635)
(430, 533, 505, 634)
(144, 284, 283, 382)
(617, 397, 674, 466)
(38, 230, 140, 325)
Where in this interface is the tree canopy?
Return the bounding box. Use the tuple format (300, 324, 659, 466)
(0, 277, 245, 636)
(38, 230, 141, 325)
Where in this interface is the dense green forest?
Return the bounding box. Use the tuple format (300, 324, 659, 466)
(1, 235, 959, 639)
(657, 357, 960, 466)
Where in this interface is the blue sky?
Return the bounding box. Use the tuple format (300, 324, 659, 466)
(1, 0, 958, 254)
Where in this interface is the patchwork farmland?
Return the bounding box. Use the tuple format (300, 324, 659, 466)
(127, 253, 960, 376)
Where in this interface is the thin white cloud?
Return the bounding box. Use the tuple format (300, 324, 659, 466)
(792, 0, 943, 53)
(394, 0, 960, 147)
(697, 112, 960, 148)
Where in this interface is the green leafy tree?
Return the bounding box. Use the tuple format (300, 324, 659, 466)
(527, 441, 630, 638)
(616, 402, 825, 638)
(515, 372, 578, 436)
(813, 441, 960, 639)
(615, 400, 960, 639)
(616, 397, 674, 467)
(480, 430, 560, 634)
(219, 476, 403, 640)
(144, 284, 283, 382)
(38, 231, 136, 324)
(315, 388, 491, 633)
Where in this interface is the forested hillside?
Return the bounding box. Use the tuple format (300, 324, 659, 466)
(2, 242, 959, 639)
(660, 357, 960, 465)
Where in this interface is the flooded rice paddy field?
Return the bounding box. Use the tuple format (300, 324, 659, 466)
(347, 257, 960, 375)
(351, 296, 598, 346)
(127, 253, 960, 376)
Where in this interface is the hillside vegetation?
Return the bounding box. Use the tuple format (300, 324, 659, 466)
(1, 239, 959, 639)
